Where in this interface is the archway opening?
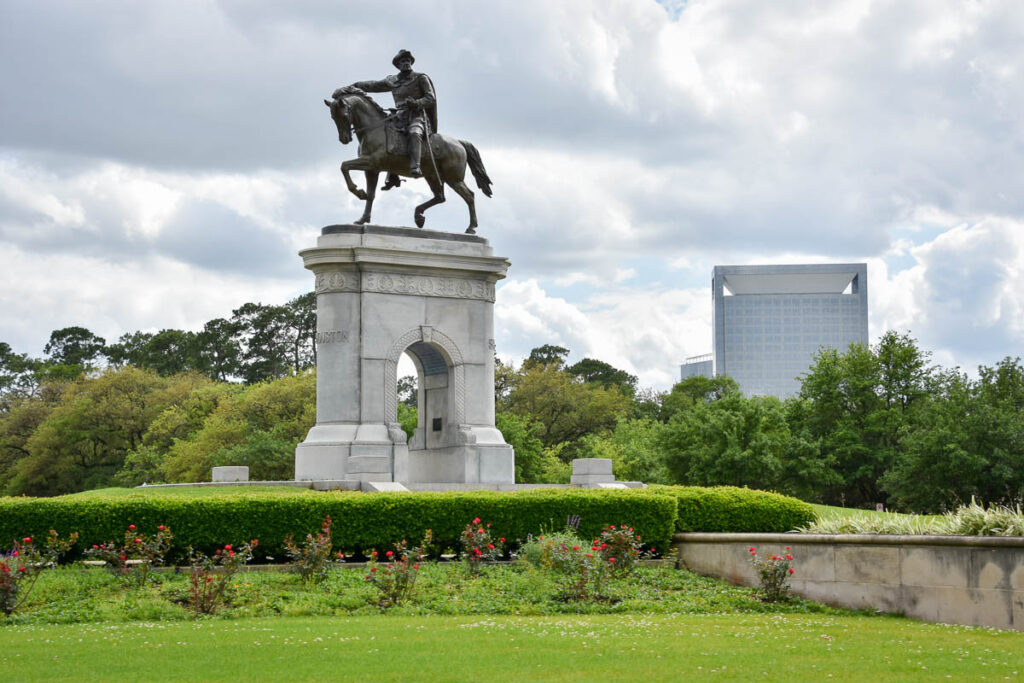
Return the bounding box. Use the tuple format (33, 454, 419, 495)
(402, 342, 452, 450)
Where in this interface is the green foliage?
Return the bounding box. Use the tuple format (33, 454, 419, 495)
(650, 485, 817, 533)
(0, 530, 78, 616)
(396, 402, 417, 440)
(495, 411, 546, 483)
(660, 375, 739, 422)
(83, 523, 173, 586)
(185, 540, 257, 615)
(578, 418, 671, 484)
(659, 392, 791, 491)
(0, 488, 678, 561)
(802, 498, 1024, 536)
(283, 515, 336, 584)
(363, 534, 429, 608)
(567, 357, 637, 395)
(747, 546, 795, 602)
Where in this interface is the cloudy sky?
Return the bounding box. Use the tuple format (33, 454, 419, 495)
(2, 0, 1023, 389)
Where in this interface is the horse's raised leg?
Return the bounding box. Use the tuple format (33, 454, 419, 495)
(355, 170, 379, 225)
(413, 178, 446, 228)
(448, 180, 478, 234)
(341, 157, 371, 201)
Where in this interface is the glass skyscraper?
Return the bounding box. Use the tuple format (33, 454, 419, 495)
(712, 264, 868, 398)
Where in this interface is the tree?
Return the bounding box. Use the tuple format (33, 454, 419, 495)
(5, 367, 180, 495)
(523, 344, 569, 369)
(579, 418, 670, 484)
(0, 342, 43, 409)
(661, 375, 739, 421)
(659, 392, 790, 491)
(567, 358, 637, 395)
(501, 363, 632, 458)
(43, 327, 106, 367)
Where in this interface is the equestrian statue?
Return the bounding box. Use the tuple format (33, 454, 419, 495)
(325, 49, 493, 234)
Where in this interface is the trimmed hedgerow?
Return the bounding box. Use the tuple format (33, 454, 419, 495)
(648, 485, 817, 533)
(0, 488, 677, 562)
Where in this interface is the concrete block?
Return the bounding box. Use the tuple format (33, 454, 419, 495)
(835, 546, 899, 585)
(971, 548, 1017, 590)
(572, 458, 614, 476)
(363, 481, 410, 492)
(595, 482, 627, 489)
(211, 466, 249, 482)
(570, 474, 617, 485)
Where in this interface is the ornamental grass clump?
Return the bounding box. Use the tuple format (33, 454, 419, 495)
(283, 515, 339, 584)
(84, 524, 173, 586)
(364, 531, 431, 608)
(185, 540, 257, 616)
(0, 530, 78, 617)
(748, 546, 795, 602)
(460, 518, 505, 573)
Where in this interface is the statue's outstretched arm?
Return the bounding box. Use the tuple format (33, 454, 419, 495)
(351, 79, 392, 93)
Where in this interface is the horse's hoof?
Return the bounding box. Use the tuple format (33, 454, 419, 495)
(465, 226, 476, 235)
(414, 214, 425, 228)
(355, 217, 369, 225)
(355, 190, 367, 201)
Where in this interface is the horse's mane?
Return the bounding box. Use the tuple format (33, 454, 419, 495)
(337, 86, 388, 117)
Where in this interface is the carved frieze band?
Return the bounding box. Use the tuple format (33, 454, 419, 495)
(315, 268, 494, 301)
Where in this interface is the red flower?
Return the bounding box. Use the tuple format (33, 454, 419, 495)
(586, 553, 593, 558)
(224, 544, 232, 550)
(608, 557, 616, 563)
(372, 551, 378, 556)
(386, 550, 394, 557)
(128, 525, 136, 530)
(477, 529, 485, 534)
(572, 546, 580, 550)
(22, 537, 32, 543)
(487, 544, 494, 550)
(413, 564, 420, 570)
(472, 517, 481, 524)
(786, 554, 793, 561)
(539, 536, 544, 540)
(749, 547, 756, 553)
(206, 576, 213, 583)
(119, 554, 127, 561)
(337, 552, 345, 559)
(785, 546, 791, 550)
(486, 523, 491, 528)
(499, 537, 505, 542)
(158, 525, 166, 531)
(92, 544, 99, 549)
(371, 567, 377, 572)
(134, 538, 142, 544)
(18, 566, 27, 573)
(365, 575, 371, 580)
(789, 568, 795, 574)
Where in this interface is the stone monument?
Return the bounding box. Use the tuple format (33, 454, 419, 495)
(294, 224, 515, 487)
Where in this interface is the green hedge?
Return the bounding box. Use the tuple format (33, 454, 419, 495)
(0, 488, 677, 561)
(648, 485, 817, 533)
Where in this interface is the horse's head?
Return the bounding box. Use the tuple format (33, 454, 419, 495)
(325, 97, 353, 145)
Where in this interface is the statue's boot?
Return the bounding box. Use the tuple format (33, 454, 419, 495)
(382, 173, 402, 190)
(408, 137, 423, 178)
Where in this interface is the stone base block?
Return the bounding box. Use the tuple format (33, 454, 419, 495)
(364, 481, 411, 492)
(571, 458, 613, 476)
(212, 466, 249, 482)
(396, 443, 515, 484)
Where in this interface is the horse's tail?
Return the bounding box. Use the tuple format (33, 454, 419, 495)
(459, 140, 493, 197)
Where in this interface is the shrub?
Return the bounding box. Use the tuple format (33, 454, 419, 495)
(0, 488, 677, 561)
(649, 485, 816, 533)
(185, 540, 257, 615)
(83, 523, 172, 585)
(592, 524, 644, 576)
(460, 517, 504, 572)
(364, 532, 430, 608)
(747, 545, 795, 602)
(283, 515, 336, 583)
(1, 530, 78, 616)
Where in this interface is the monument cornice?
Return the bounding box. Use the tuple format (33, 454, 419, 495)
(300, 246, 510, 279)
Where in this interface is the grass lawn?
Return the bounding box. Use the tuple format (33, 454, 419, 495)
(2, 613, 1022, 680)
(2, 565, 1023, 679)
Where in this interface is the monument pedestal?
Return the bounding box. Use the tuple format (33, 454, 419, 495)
(295, 225, 514, 485)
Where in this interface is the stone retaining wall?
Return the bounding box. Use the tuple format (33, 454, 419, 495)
(673, 532, 1024, 631)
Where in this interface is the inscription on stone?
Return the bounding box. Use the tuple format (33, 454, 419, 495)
(363, 272, 494, 301)
(316, 330, 350, 344)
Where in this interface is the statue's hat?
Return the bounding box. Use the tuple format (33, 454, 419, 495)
(392, 49, 415, 68)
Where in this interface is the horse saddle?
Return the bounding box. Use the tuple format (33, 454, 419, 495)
(385, 124, 447, 160)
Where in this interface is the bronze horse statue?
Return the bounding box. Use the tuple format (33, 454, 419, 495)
(325, 88, 493, 233)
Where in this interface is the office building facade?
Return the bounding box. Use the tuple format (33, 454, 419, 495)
(712, 263, 868, 398)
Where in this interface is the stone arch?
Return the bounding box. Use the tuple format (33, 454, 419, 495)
(384, 325, 465, 426)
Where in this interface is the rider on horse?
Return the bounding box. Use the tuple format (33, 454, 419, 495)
(345, 49, 437, 180)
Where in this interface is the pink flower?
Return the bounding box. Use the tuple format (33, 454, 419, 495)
(477, 529, 485, 534)
(472, 517, 481, 524)
(128, 525, 136, 530)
